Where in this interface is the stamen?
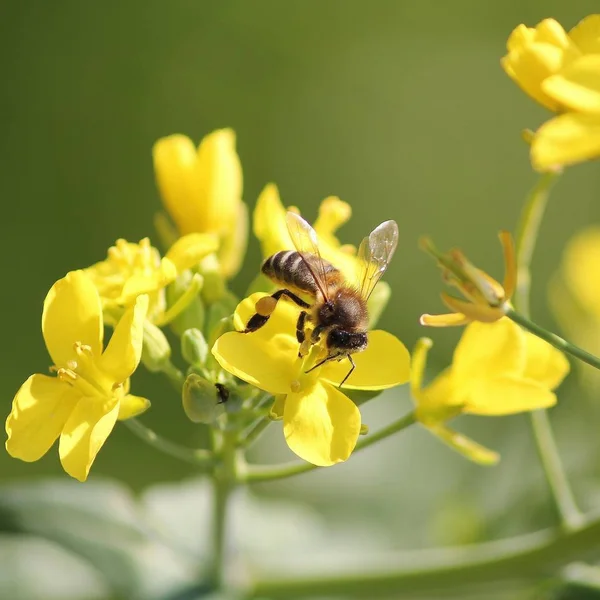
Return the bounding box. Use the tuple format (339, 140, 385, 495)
(74, 342, 93, 355)
(57, 367, 77, 382)
(299, 340, 311, 357)
(290, 380, 301, 393)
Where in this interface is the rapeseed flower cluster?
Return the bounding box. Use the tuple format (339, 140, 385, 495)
(7, 8, 587, 485)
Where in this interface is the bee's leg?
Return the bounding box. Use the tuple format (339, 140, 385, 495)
(338, 355, 356, 388)
(296, 311, 310, 357)
(243, 289, 310, 333)
(311, 324, 325, 344)
(305, 353, 337, 373)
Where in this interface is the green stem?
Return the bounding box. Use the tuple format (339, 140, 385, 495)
(244, 411, 416, 484)
(247, 511, 600, 598)
(512, 171, 582, 530)
(506, 309, 600, 373)
(160, 359, 186, 391)
(514, 171, 558, 316)
(240, 417, 272, 448)
(123, 418, 213, 467)
(208, 427, 239, 589)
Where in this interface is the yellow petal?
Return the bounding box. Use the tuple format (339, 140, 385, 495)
(367, 280, 391, 328)
(42, 271, 103, 367)
(119, 259, 176, 304)
(426, 423, 500, 466)
(212, 297, 300, 395)
(99, 295, 148, 383)
(420, 312, 470, 327)
(409, 337, 433, 398)
(253, 183, 294, 258)
(5, 374, 80, 462)
(283, 381, 361, 466)
(416, 368, 459, 419)
(569, 14, 600, 54)
(153, 134, 204, 234)
(218, 201, 249, 279)
(506, 24, 535, 52)
(165, 233, 219, 273)
(118, 394, 151, 420)
(196, 128, 243, 234)
(313, 196, 352, 244)
(441, 293, 504, 323)
(502, 43, 566, 111)
(320, 330, 410, 390)
(523, 333, 570, 390)
(560, 226, 600, 317)
(543, 55, 600, 113)
(532, 112, 600, 170)
(465, 375, 556, 415)
(534, 19, 570, 47)
(452, 319, 526, 387)
(59, 396, 120, 482)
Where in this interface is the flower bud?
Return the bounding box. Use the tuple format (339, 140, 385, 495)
(181, 328, 209, 367)
(182, 373, 225, 424)
(166, 271, 206, 336)
(206, 292, 239, 343)
(420, 232, 516, 327)
(142, 321, 172, 372)
(153, 211, 179, 251)
(199, 254, 227, 305)
(208, 316, 235, 348)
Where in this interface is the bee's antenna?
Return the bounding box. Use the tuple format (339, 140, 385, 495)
(338, 355, 355, 388)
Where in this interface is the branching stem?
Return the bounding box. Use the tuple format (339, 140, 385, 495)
(512, 171, 582, 529)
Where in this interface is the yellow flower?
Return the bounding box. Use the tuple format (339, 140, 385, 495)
(411, 318, 569, 464)
(502, 15, 600, 170)
(5, 271, 150, 481)
(253, 184, 391, 325)
(420, 232, 516, 327)
(85, 234, 217, 325)
(549, 226, 600, 389)
(212, 293, 410, 466)
(153, 129, 247, 278)
(502, 15, 599, 112)
(556, 226, 600, 318)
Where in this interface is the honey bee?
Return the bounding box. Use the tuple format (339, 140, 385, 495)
(244, 212, 399, 386)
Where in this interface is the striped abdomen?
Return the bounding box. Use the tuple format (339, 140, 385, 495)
(262, 251, 339, 295)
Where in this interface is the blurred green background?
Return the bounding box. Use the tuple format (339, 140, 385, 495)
(1, 2, 600, 598)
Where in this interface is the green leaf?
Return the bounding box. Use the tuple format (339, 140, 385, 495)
(0, 533, 109, 599)
(0, 478, 197, 599)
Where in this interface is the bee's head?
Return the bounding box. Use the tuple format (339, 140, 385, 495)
(326, 328, 368, 355)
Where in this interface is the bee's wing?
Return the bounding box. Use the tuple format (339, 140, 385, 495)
(286, 211, 332, 301)
(356, 220, 399, 301)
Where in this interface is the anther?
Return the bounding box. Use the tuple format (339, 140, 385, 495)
(57, 368, 77, 382)
(74, 341, 93, 355)
(290, 380, 301, 393)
